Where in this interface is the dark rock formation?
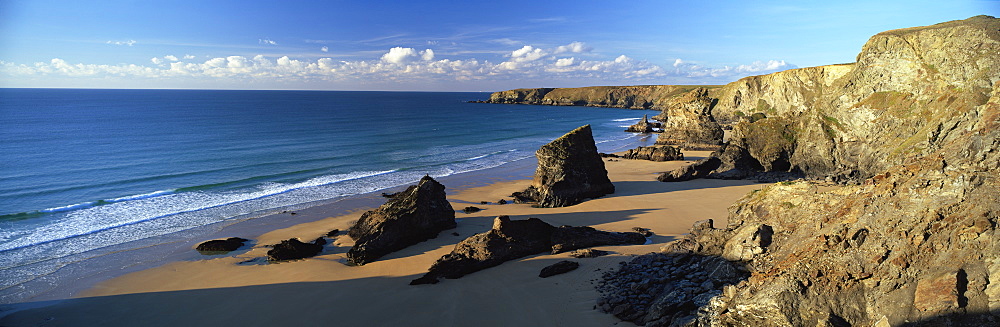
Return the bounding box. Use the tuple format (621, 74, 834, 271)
(569, 248, 610, 258)
(539, 260, 580, 278)
(632, 227, 653, 237)
(625, 114, 660, 133)
(196, 237, 249, 253)
(653, 87, 724, 148)
(621, 146, 683, 162)
(325, 229, 340, 237)
(347, 176, 456, 265)
(266, 238, 324, 262)
(496, 199, 507, 205)
(518, 125, 615, 207)
(461, 206, 481, 214)
(410, 216, 645, 285)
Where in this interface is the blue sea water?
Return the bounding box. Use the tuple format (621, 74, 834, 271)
(0, 88, 656, 304)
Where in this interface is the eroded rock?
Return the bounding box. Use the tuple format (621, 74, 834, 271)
(266, 238, 324, 262)
(621, 146, 683, 162)
(347, 176, 456, 265)
(518, 125, 615, 207)
(196, 237, 249, 253)
(539, 260, 580, 278)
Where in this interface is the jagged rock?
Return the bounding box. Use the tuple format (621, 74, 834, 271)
(196, 237, 248, 253)
(632, 227, 653, 237)
(411, 216, 645, 285)
(539, 260, 580, 278)
(625, 114, 660, 133)
(720, 223, 773, 261)
(266, 238, 324, 262)
(325, 229, 340, 237)
(598, 152, 620, 158)
(653, 88, 724, 148)
(462, 206, 481, 214)
(347, 176, 456, 265)
(518, 125, 615, 207)
(496, 199, 507, 205)
(621, 145, 683, 162)
(569, 248, 610, 258)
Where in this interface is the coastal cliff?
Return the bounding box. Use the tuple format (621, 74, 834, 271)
(597, 15, 1000, 326)
(482, 85, 717, 109)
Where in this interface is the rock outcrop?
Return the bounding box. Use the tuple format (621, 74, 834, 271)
(653, 87, 724, 148)
(621, 145, 683, 162)
(667, 15, 1000, 183)
(539, 260, 580, 278)
(411, 216, 644, 285)
(625, 114, 660, 133)
(266, 238, 324, 262)
(480, 85, 717, 110)
(516, 125, 615, 207)
(196, 237, 249, 253)
(599, 16, 1000, 327)
(347, 176, 456, 265)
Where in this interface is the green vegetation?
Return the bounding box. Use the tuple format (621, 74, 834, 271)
(750, 112, 767, 123)
(756, 99, 776, 114)
(734, 111, 746, 118)
(780, 201, 796, 209)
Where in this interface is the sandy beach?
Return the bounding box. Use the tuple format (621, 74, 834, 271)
(1, 151, 762, 327)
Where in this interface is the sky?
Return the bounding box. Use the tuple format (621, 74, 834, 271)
(0, 0, 996, 91)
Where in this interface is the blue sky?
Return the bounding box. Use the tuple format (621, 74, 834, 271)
(0, 0, 995, 91)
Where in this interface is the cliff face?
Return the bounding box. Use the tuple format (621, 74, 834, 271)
(598, 16, 1000, 327)
(484, 85, 715, 110)
(689, 15, 1000, 182)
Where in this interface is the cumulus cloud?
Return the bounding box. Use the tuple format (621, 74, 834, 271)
(321, 46, 329, 52)
(554, 42, 591, 54)
(381, 47, 435, 64)
(259, 38, 277, 45)
(1, 43, 795, 87)
(107, 40, 137, 46)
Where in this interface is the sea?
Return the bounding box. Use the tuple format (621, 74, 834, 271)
(0, 88, 658, 305)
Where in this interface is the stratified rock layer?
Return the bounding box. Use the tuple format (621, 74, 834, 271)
(518, 125, 615, 207)
(411, 216, 644, 284)
(347, 176, 456, 265)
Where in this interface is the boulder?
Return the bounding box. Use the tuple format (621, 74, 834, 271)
(347, 176, 456, 265)
(518, 125, 615, 207)
(266, 238, 324, 262)
(196, 237, 249, 253)
(569, 248, 611, 258)
(462, 206, 481, 214)
(411, 216, 645, 285)
(539, 260, 580, 278)
(621, 146, 683, 162)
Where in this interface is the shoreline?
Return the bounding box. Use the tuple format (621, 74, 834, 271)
(1, 151, 764, 326)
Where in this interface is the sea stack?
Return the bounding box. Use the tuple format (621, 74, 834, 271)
(517, 125, 615, 207)
(625, 114, 657, 133)
(347, 175, 456, 265)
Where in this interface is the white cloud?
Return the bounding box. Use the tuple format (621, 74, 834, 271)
(1, 44, 795, 88)
(259, 38, 278, 45)
(321, 46, 329, 52)
(554, 42, 590, 54)
(491, 38, 521, 46)
(107, 40, 137, 46)
(554, 57, 575, 67)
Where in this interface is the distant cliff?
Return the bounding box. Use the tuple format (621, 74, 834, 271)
(481, 85, 719, 110)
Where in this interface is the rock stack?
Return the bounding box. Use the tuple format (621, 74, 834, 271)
(347, 176, 456, 265)
(515, 125, 615, 207)
(624, 114, 659, 133)
(653, 88, 724, 148)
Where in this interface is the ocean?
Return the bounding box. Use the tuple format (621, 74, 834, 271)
(0, 88, 657, 304)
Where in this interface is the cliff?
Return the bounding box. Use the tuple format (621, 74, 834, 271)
(675, 15, 1000, 182)
(482, 85, 719, 110)
(597, 15, 1000, 326)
